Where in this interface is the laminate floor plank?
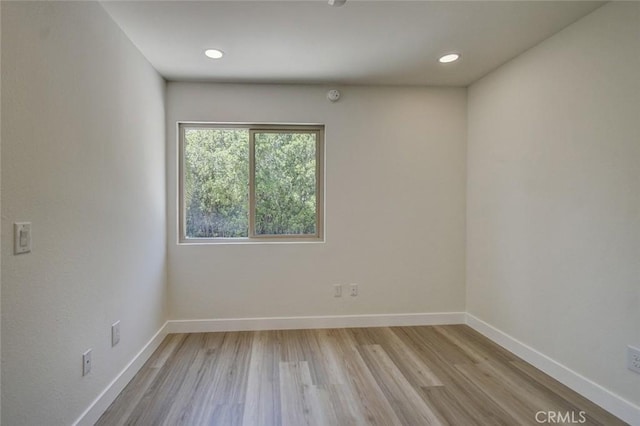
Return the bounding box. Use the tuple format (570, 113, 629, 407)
(322, 384, 369, 426)
(123, 333, 201, 425)
(159, 345, 210, 426)
(279, 361, 335, 426)
(96, 334, 184, 426)
(184, 331, 253, 425)
(478, 358, 599, 423)
(357, 344, 442, 426)
(509, 360, 629, 426)
(391, 327, 525, 425)
(242, 331, 281, 426)
(419, 386, 494, 426)
(301, 329, 346, 386)
(455, 361, 558, 426)
(323, 329, 404, 426)
(374, 327, 443, 387)
(97, 326, 627, 426)
(434, 325, 516, 364)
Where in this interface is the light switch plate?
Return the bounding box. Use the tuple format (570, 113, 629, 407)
(14, 222, 32, 254)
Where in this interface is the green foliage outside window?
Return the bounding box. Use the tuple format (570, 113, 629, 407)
(255, 132, 317, 235)
(184, 128, 249, 237)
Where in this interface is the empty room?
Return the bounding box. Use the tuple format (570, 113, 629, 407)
(1, 1, 638, 425)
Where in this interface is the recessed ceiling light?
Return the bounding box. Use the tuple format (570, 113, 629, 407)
(439, 53, 460, 64)
(205, 49, 224, 59)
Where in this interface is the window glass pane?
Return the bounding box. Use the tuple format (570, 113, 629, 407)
(184, 128, 249, 238)
(254, 132, 317, 235)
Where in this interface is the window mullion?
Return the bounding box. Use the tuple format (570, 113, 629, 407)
(248, 129, 257, 238)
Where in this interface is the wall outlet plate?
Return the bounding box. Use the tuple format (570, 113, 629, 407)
(333, 284, 342, 297)
(112, 321, 121, 347)
(628, 346, 640, 374)
(82, 349, 92, 376)
(349, 283, 358, 297)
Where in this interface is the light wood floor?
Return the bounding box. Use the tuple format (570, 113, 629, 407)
(97, 325, 626, 426)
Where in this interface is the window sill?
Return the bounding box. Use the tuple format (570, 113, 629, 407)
(178, 238, 325, 245)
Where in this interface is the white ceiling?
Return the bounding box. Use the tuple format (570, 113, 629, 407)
(101, 1, 605, 86)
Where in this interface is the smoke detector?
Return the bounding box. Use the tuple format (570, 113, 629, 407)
(327, 89, 341, 102)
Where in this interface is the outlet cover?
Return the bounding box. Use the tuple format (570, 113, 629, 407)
(349, 283, 358, 297)
(82, 349, 92, 376)
(628, 346, 640, 374)
(112, 321, 121, 347)
(333, 284, 342, 297)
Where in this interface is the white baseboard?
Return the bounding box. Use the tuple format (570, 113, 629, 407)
(72, 321, 170, 426)
(466, 314, 640, 426)
(166, 312, 466, 333)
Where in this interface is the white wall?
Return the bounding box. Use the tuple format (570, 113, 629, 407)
(1, 2, 167, 425)
(467, 1, 640, 409)
(167, 83, 467, 320)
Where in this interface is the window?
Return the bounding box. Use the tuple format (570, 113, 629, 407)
(179, 123, 324, 242)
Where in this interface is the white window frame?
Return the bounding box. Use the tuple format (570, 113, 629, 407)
(178, 122, 325, 244)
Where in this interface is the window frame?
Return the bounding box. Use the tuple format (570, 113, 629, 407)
(178, 122, 325, 244)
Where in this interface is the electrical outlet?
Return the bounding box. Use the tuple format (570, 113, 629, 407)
(349, 283, 358, 297)
(333, 284, 342, 297)
(112, 320, 121, 347)
(82, 349, 92, 376)
(628, 346, 640, 374)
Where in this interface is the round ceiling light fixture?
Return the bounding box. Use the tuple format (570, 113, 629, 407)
(205, 49, 224, 59)
(438, 53, 460, 63)
(328, 0, 346, 6)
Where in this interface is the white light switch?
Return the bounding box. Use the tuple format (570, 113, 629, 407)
(14, 222, 32, 254)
